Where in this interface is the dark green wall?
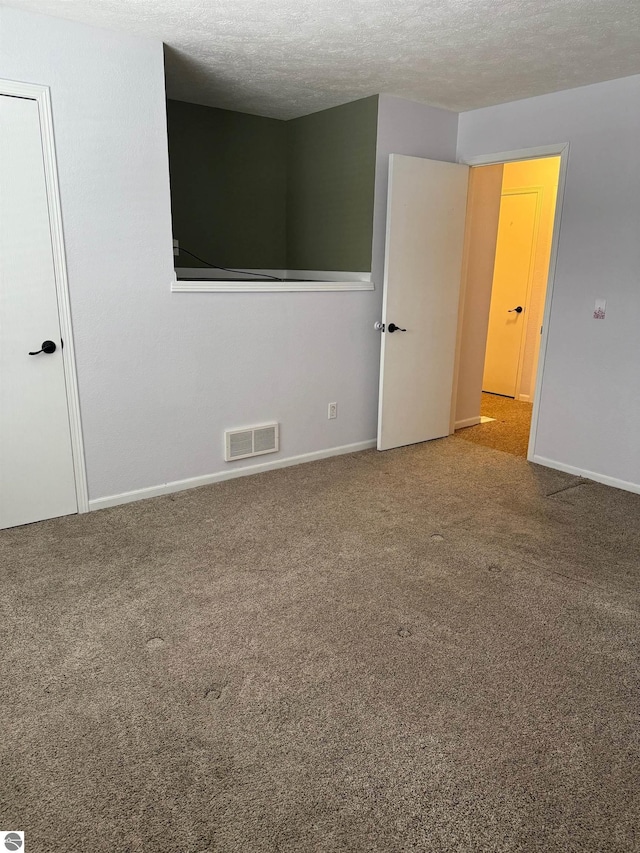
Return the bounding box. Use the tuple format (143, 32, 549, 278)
(286, 96, 378, 271)
(167, 100, 287, 269)
(166, 95, 379, 272)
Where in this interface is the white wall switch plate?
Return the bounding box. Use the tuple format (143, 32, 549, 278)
(173, 239, 179, 257)
(328, 402, 337, 419)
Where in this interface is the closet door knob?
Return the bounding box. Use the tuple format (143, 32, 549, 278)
(29, 340, 57, 355)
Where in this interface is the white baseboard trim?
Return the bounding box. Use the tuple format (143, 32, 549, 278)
(89, 440, 377, 512)
(531, 455, 640, 496)
(455, 416, 481, 430)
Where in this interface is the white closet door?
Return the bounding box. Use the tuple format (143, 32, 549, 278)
(0, 94, 78, 529)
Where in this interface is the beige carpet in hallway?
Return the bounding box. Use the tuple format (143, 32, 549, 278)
(456, 392, 533, 458)
(1, 438, 639, 852)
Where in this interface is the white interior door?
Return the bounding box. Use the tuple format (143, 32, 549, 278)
(0, 94, 78, 529)
(377, 155, 469, 451)
(482, 191, 538, 397)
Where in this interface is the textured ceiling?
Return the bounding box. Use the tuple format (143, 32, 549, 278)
(6, 0, 640, 119)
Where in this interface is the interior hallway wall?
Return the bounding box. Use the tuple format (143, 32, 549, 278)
(458, 75, 640, 491)
(501, 157, 560, 402)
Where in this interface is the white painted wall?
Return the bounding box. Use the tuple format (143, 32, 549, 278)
(0, 7, 381, 505)
(372, 96, 459, 289)
(458, 75, 640, 490)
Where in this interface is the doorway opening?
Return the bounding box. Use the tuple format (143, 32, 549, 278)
(455, 155, 562, 459)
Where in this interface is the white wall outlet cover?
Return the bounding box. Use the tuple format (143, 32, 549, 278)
(593, 298, 606, 319)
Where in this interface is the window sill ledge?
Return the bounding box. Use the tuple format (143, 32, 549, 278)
(170, 269, 374, 293)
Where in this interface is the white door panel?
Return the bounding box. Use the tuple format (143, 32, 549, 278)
(377, 155, 469, 451)
(0, 94, 77, 528)
(483, 191, 538, 397)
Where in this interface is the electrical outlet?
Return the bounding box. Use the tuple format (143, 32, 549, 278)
(328, 402, 338, 420)
(173, 239, 179, 257)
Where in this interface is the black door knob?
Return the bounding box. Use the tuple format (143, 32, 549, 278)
(29, 340, 57, 355)
(388, 323, 407, 333)
(508, 306, 523, 314)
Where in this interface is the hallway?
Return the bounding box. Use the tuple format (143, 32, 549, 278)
(456, 392, 533, 458)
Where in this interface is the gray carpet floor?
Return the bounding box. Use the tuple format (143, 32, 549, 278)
(1, 438, 639, 852)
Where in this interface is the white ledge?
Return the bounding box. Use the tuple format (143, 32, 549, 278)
(171, 268, 374, 293)
(172, 279, 374, 292)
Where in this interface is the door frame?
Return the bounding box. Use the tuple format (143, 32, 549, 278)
(457, 143, 569, 462)
(1, 78, 89, 514)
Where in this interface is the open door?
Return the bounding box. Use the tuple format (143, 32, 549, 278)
(377, 155, 469, 451)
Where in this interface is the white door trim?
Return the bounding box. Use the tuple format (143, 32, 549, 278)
(1, 78, 88, 514)
(458, 143, 569, 463)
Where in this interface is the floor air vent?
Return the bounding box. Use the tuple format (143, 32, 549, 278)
(225, 423, 279, 462)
